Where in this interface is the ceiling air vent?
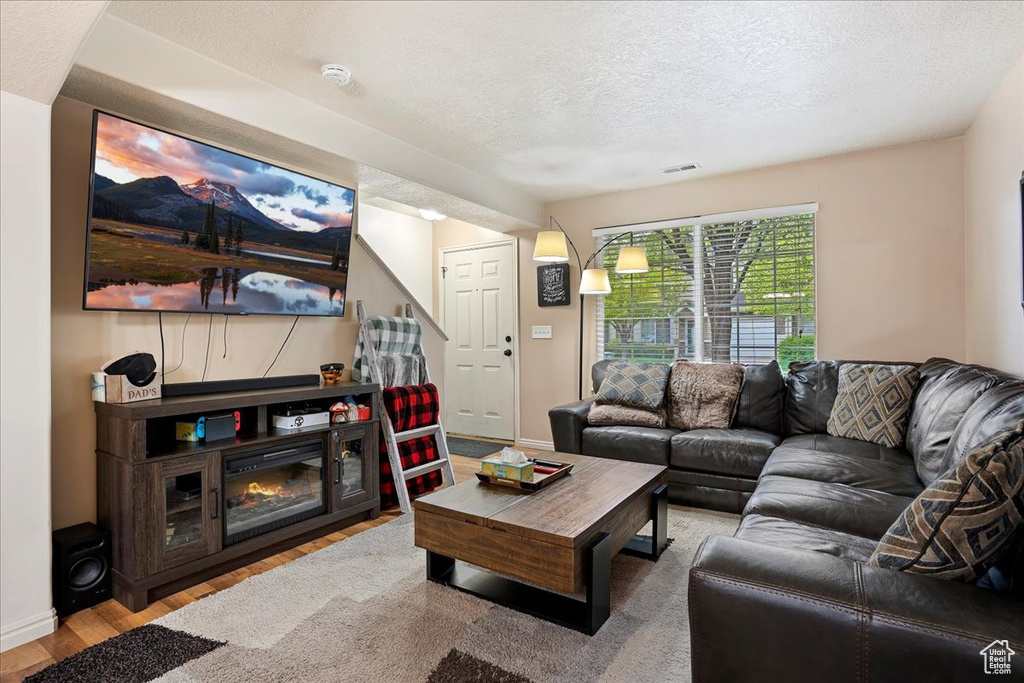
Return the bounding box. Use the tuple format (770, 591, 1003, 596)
(661, 163, 700, 174)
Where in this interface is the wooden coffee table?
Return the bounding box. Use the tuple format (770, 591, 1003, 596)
(413, 452, 669, 634)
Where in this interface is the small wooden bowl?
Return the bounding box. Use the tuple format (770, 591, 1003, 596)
(320, 363, 345, 384)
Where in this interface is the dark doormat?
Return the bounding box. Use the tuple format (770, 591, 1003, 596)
(447, 436, 509, 459)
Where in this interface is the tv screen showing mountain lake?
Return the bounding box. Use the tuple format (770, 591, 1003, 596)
(84, 112, 356, 316)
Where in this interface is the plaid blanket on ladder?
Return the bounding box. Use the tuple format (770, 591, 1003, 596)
(352, 316, 423, 384)
(379, 383, 443, 508)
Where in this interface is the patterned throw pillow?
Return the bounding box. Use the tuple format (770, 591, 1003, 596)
(593, 361, 670, 411)
(666, 361, 745, 431)
(827, 364, 920, 448)
(869, 420, 1024, 581)
(588, 403, 667, 428)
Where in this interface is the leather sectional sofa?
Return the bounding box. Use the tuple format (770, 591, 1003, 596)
(549, 357, 1024, 681)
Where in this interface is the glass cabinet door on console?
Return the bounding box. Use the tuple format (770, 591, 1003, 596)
(329, 425, 377, 511)
(148, 452, 221, 573)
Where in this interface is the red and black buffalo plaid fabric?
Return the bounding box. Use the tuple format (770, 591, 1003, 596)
(379, 383, 443, 508)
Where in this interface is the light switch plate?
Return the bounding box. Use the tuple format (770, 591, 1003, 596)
(532, 325, 553, 339)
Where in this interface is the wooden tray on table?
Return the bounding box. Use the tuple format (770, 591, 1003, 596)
(474, 457, 574, 492)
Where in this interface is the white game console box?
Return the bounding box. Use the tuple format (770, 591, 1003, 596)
(272, 411, 330, 430)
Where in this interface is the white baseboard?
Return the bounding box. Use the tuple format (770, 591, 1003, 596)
(0, 609, 56, 652)
(517, 438, 554, 451)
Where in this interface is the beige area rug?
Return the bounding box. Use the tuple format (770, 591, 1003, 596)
(29, 507, 739, 683)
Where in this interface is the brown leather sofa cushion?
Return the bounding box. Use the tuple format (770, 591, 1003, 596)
(670, 428, 780, 478)
(744, 474, 915, 540)
(904, 357, 1000, 485)
(734, 360, 785, 434)
(689, 535, 1024, 683)
(591, 358, 613, 394)
(784, 360, 842, 436)
(761, 447, 923, 497)
(668, 469, 758, 492)
(736, 513, 878, 563)
(784, 360, 921, 438)
(580, 425, 674, 466)
(944, 380, 1024, 471)
(778, 433, 912, 462)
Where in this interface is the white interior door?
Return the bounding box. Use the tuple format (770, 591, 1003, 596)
(443, 242, 516, 441)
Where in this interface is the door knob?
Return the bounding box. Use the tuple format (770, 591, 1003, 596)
(505, 335, 512, 343)
(503, 349, 512, 357)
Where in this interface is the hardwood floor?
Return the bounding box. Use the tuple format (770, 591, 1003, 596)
(0, 454, 485, 682)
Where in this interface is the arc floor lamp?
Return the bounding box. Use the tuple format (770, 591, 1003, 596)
(533, 217, 649, 400)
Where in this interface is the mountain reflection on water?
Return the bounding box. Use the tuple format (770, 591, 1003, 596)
(86, 267, 344, 315)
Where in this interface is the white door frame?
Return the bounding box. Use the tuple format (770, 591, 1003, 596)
(439, 238, 520, 443)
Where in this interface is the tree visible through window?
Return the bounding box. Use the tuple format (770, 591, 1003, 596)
(596, 209, 815, 367)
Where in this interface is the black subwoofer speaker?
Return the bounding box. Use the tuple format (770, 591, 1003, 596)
(52, 522, 111, 617)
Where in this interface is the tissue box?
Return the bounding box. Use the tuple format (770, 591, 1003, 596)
(480, 456, 535, 482)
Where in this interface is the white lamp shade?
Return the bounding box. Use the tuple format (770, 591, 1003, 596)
(580, 268, 611, 295)
(615, 246, 649, 274)
(533, 230, 569, 262)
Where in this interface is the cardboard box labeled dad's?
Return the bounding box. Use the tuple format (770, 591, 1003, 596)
(104, 374, 161, 403)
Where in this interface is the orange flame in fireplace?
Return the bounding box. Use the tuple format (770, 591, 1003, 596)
(247, 482, 283, 497)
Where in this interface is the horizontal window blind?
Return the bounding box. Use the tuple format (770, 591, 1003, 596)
(596, 208, 816, 367)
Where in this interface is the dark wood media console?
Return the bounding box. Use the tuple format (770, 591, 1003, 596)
(95, 381, 381, 611)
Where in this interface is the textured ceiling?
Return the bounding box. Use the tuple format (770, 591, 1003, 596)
(107, 0, 1024, 202)
(59, 67, 532, 233)
(0, 0, 108, 103)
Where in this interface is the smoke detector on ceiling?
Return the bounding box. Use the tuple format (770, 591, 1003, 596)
(321, 64, 352, 87)
(661, 163, 700, 174)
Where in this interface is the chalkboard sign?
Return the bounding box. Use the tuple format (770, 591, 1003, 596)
(537, 263, 570, 307)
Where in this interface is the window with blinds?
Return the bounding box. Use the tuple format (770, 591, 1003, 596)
(595, 206, 816, 367)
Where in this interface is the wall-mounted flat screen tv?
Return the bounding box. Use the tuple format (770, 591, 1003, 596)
(83, 111, 356, 317)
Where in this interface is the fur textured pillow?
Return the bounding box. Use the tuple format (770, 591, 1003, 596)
(827, 363, 920, 448)
(593, 361, 670, 411)
(588, 402, 667, 428)
(869, 420, 1024, 581)
(667, 361, 745, 430)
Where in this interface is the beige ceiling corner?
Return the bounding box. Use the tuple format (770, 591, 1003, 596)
(74, 14, 543, 229)
(0, 0, 109, 104)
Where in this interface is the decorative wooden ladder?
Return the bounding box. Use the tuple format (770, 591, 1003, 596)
(356, 300, 455, 513)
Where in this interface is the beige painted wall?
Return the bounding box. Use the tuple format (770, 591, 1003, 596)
(50, 96, 445, 529)
(965, 54, 1024, 377)
(358, 203, 433, 310)
(514, 137, 968, 443)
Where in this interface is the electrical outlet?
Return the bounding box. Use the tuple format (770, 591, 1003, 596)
(532, 325, 553, 339)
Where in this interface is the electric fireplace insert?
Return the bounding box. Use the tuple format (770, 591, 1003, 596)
(222, 440, 325, 546)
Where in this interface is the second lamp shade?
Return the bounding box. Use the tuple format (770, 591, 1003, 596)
(615, 246, 649, 273)
(580, 268, 612, 295)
